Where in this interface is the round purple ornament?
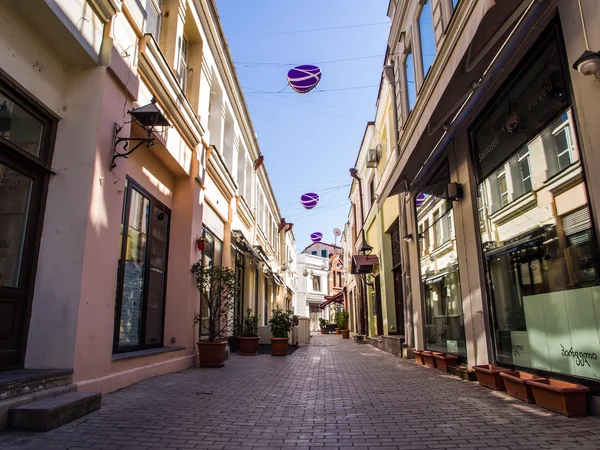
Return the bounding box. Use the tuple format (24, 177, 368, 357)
(300, 192, 320, 209)
(287, 65, 322, 94)
(310, 232, 323, 243)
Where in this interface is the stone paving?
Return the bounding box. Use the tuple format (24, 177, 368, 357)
(1, 334, 600, 450)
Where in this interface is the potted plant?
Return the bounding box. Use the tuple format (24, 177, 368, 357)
(413, 350, 424, 365)
(191, 261, 236, 368)
(269, 307, 293, 356)
(292, 314, 299, 327)
(319, 318, 327, 334)
(337, 311, 350, 339)
(334, 312, 341, 334)
(421, 351, 436, 368)
(526, 378, 590, 417)
(239, 308, 260, 355)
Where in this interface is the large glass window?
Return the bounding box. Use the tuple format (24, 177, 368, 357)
(144, 0, 163, 39)
(312, 275, 321, 292)
(198, 226, 223, 337)
(473, 26, 600, 380)
(176, 35, 189, 92)
(419, 1, 436, 80)
(416, 165, 466, 356)
(405, 51, 417, 112)
(0, 96, 44, 158)
(114, 179, 170, 351)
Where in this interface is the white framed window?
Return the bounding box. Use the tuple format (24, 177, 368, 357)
(176, 35, 189, 91)
(517, 148, 532, 193)
(405, 48, 417, 112)
(552, 114, 576, 171)
(144, 0, 163, 40)
(418, 0, 436, 81)
(497, 169, 509, 207)
(312, 275, 321, 292)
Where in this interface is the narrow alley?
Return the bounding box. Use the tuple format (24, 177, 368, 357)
(1, 335, 599, 450)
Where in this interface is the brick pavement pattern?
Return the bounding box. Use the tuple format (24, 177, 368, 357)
(1, 335, 600, 450)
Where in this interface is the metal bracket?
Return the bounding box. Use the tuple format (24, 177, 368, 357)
(110, 122, 155, 171)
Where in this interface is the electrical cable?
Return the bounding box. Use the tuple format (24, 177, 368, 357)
(236, 54, 385, 67)
(248, 95, 367, 121)
(244, 84, 379, 94)
(251, 94, 372, 114)
(226, 21, 390, 37)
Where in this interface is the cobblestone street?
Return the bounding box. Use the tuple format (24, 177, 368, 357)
(1, 335, 600, 450)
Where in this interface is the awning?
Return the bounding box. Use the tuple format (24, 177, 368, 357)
(350, 255, 379, 274)
(273, 273, 285, 286)
(320, 291, 344, 309)
(231, 230, 260, 259)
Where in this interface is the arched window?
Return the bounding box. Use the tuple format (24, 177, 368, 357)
(419, 0, 436, 80)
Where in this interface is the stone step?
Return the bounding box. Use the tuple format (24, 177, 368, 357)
(9, 391, 101, 432)
(0, 369, 73, 401)
(0, 384, 77, 431)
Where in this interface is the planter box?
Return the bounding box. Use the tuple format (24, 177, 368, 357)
(341, 329, 350, 339)
(433, 352, 458, 373)
(499, 371, 545, 404)
(413, 350, 424, 365)
(238, 337, 259, 355)
(422, 351, 436, 368)
(448, 365, 477, 381)
(473, 365, 510, 391)
(527, 378, 590, 417)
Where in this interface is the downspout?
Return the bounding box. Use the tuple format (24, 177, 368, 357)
(411, 0, 548, 189)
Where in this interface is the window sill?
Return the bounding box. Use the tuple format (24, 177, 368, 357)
(112, 346, 186, 362)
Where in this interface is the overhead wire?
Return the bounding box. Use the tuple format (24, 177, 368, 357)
(235, 54, 385, 67)
(247, 94, 367, 121)
(243, 84, 379, 94)
(226, 21, 390, 37)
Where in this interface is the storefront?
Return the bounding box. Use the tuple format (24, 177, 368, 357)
(416, 164, 467, 357)
(0, 75, 56, 369)
(471, 21, 600, 383)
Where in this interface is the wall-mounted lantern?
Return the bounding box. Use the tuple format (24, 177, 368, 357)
(110, 98, 170, 171)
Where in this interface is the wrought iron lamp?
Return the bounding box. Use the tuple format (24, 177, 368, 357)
(110, 98, 170, 171)
(359, 242, 373, 256)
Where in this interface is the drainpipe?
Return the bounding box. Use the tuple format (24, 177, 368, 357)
(350, 168, 369, 336)
(411, 0, 548, 190)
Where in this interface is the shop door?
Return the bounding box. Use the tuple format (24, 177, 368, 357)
(393, 268, 404, 336)
(0, 153, 45, 369)
(374, 275, 384, 336)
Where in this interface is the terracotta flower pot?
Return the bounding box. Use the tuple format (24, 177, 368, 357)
(473, 364, 510, 391)
(449, 365, 477, 381)
(320, 329, 325, 334)
(433, 352, 459, 373)
(527, 378, 590, 417)
(270, 337, 289, 356)
(499, 371, 545, 404)
(341, 329, 350, 339)
(238, 337, 259, 355)
(336, 328, 341, 334)
(413, 350, 424, 365)
(197, 341, 227, 368)
(422, 351, 436, 368)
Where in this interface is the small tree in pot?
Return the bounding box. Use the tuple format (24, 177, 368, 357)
(191, 261, 236, 367)
(239, 308, 260, 355)
(269, 307, 293, 356)
(338, 311, 350, 339)
(319, 317, 327, 334)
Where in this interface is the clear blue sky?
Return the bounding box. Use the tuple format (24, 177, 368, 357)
(214, 0, 391, 251)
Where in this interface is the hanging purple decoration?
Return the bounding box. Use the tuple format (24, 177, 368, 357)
(415, 193, 428, 207)
(287, 65, 322, 94)
(300, 192, 320, 209)
(310, 232, 323, 243)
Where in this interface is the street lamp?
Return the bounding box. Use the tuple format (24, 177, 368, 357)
(110, 98, 171, 170)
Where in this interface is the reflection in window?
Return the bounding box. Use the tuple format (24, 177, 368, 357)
(478, 108, 600, 380)
(419, 0, 436, 79)
(452, 0, 459, 9)
(0, 96, 43, 157)
(416, 165, 466, 356)
(405, 51, 417, 112)
(199, 226, 223, 336)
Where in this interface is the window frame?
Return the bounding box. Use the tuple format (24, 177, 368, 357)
(113, 176, 171, 353)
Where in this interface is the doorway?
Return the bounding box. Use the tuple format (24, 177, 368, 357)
(0, 81, 56, 370)
(374, 275, 384, 336)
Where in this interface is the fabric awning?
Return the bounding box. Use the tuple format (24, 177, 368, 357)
(351, 254, 379, 274)
(320, 291, 344, 309)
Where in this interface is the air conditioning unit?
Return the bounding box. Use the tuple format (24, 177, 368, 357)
(366, 145, 381, 168)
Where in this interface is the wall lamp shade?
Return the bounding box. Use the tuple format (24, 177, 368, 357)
(303, 269, 309, 277)
(402, 234, 413, 243)
(110, 99, 170, 171)
(349, 168, 360, 181)
(573, 50, 600, 79)
(360, 243, 373, 255)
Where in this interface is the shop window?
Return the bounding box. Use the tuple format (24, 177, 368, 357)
(405, 50, 417, 113)
(144, 0, 163, 40)
(0, 96, 44, 158)
(114, 178, 170, 352)
(472, 25, 600, 381)
(312, 275, 321, 292)
(418, 0, 436, 80)
(416, 164, 466, 356)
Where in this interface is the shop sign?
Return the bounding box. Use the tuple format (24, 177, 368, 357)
(471, 33, 569, 181)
